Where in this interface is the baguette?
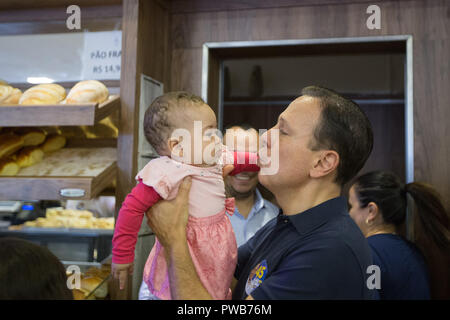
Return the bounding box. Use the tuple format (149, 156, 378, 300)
(19, 83, 66, 105)
(0, 158, 19, 176)
(16, 146, 44, 168)
(0, 134, 24, 159)
(40, 134, 66, 153)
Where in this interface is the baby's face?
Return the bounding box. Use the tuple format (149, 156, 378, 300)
(169, 103, 221, 165)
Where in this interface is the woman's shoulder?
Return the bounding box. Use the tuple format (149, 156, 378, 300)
(368, 234, 427, 268)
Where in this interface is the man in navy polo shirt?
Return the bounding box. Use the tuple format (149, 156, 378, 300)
(145, 86, 375, 300)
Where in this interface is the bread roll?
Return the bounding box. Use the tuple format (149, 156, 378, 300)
(0, 85, 14, 104)
(19, 83, 66, 105)
(72, 289, 87, 300)
(40, 134, 66, 153)
(1, 88, 22, 105)
(81, 276, 107, 298)
(82, 123, 118, 139)
(58, 126, 86, 138)
(16, 127, 46, 146)
(16, 146, 44, 168)
(85, 266, 110, 279)
(66, 80, 109, 104)
(42, 126, 62, 136)
(0, 134, 24, 159)
(0, 158, 19, 176)
(8, 224, 23, 231)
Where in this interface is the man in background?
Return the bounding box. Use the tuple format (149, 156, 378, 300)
(223, 123, 279, 247)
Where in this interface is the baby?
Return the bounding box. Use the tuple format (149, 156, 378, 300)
(111, 92, 259, 300)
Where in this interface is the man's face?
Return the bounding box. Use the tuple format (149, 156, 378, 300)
(258, 96, 322, 193)
(224, 127, 260, 197)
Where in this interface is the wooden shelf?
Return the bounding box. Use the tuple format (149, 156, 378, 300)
(0, 148, 117, 201)
(0, 95, 120, 127)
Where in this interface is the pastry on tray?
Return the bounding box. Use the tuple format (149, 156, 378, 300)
(19, 83, 66, 105)
(65, 80, 109, 104)
(0, 85, 22, 105)
(0, 157, 19, 176)
(0, 133, 24, 159)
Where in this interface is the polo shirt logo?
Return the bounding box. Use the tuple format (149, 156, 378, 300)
(245, 260, 268, 296)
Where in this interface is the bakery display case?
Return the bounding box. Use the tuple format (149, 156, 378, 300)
(0, 0, 169, 299)
(0, 4, 124, 299)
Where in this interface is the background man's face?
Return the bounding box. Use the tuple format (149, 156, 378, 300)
(224, 126, 260, 197)
(258, 96, 322, 193)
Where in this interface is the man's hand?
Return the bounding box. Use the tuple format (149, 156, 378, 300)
(146, 176, 192, 250)
(111, 262, 134, 290)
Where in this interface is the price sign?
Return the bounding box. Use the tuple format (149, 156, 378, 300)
(81, 31, 122, 80)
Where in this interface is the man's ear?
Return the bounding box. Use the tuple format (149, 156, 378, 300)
(310, 150, 339, 179)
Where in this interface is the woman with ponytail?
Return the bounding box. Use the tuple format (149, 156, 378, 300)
(348, 171, 450, 299)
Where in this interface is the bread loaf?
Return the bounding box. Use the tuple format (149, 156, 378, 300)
(15, 127, 46, 146)
(0, 85, 14, 104)
(40, 134, 66, 153)
(1, 88, 22, 105)
(66, 80, 109, 104)
(19, 83, 66, 105)
(72, 289, 87, 300)
(16, 146, 44, 168)
(0, 134, 24, 159)
(57, 126, 86, 138)
(81, 276, 107, 298)
(0, 158, 19, 176)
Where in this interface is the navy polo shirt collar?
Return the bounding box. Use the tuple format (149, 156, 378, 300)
(279, 196, 348, 235)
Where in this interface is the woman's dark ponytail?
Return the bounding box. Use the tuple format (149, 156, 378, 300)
(405, 182, 450, 252)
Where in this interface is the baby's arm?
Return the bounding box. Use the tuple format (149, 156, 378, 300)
(112, 180, 162, 264)
(112, 181, 161, 289)
(229, 151, 260, 176)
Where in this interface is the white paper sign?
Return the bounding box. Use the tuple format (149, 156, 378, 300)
(81, 31, 122, 80)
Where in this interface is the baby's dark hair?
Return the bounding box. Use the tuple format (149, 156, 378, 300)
(144, 91, 206, 155)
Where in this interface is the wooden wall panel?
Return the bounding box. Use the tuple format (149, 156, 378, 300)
(170, 0, 404, 14)
(413, 38, 450, 207)
(170, 48, 202, 93)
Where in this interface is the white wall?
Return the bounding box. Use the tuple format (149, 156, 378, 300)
(0, 31, 121, 84)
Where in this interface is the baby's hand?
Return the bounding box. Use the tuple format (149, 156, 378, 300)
(222, 164, 234, 178)
(112, 262, 134, 290)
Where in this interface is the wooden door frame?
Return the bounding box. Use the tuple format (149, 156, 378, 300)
(202, 35, 414, 183)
